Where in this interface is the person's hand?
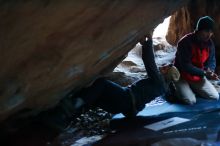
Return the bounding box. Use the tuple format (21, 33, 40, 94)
(139, 36, 147, 45)
(139, 31, 153, 45)
(205, 69, 220, 80)
(145, 31, 153, 39)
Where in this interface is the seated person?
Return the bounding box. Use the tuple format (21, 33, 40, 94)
(72, 34, 179, 117)
(174, 16, 219, 105)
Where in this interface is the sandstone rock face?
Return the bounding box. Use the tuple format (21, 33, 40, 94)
(166, 0, 220, 70)
(0, 0, 188, 122)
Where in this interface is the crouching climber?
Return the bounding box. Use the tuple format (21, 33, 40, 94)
(71, 33, 179, 117)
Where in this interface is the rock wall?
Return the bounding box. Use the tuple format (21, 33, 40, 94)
(0, 0, 188, 122)
(166, 0, 220, 70)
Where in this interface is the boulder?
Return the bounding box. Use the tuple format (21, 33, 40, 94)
(0, 0, 188, 122)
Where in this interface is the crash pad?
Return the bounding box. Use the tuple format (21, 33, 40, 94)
(113, 93, 220, 118)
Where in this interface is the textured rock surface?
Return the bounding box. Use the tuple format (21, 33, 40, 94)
(166, 0, 220, 70)
(0, 0, 188, 122)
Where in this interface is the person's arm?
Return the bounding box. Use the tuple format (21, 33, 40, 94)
(140, 37, 161, 82)
(204, 40, 216, 71)
(140, 36, 167, 94)
(176, 39, 205, 77)
(204, 40, 219, 80)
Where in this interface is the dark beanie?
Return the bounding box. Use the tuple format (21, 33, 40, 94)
(196, 16, 215, 31)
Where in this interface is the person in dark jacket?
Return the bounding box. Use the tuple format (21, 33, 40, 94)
(174, 16, 219, 105)
(72, 34, 171, 117)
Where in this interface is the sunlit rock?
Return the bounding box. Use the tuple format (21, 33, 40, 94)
(166, 0, 220, 72)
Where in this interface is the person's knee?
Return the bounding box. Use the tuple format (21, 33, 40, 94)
(208, 92, 219, 100)
(188, 99, 196, 105)
(182, 97, 196, 105)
